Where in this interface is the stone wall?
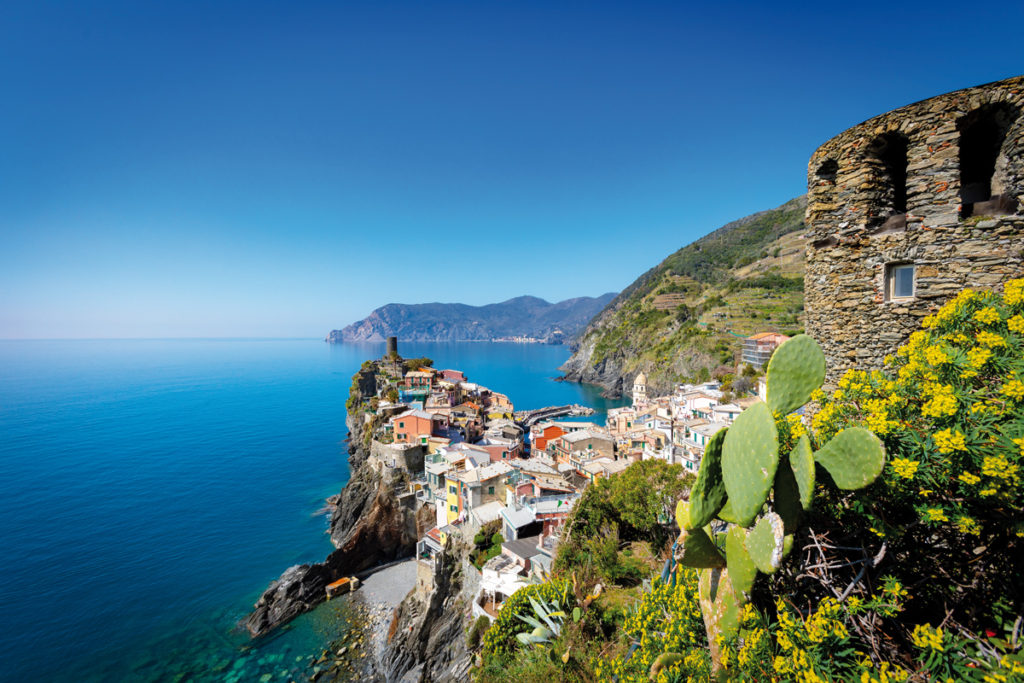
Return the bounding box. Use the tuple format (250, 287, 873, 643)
(367, 441, 426, 475)
(805, 75, 1024, 383)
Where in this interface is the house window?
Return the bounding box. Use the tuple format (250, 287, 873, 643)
(449, 505, 458, 513)
(886, 263, 915, 300)
(398, 422, 405, 429)
(488, 486, 494, 494)
(449, 485, 457, 494)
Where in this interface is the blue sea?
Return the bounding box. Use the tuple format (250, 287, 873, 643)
(0, 339, 624, 682)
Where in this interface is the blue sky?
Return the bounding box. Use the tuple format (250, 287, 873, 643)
(1, 1, 1022, 338)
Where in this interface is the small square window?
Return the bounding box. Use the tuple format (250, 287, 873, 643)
(887, 264, 915, 300)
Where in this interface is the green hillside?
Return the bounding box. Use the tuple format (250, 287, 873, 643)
(560, 196, 807, 396)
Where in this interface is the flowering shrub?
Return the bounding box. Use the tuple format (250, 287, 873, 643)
(594, 570, 709, 683)
(479, 580, 573, 662)
(713, 577, 909, 682)
(812, 280, 1024, 543)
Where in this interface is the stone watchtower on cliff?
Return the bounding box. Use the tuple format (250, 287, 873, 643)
(804, 75, 1024, 383)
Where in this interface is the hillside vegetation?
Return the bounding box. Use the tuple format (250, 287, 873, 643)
(561, 196, 807, 396)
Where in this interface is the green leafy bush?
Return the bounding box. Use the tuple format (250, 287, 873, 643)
(479, 581, 572, 662)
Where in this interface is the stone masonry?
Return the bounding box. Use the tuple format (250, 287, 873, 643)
(805, 75, 1024, 383)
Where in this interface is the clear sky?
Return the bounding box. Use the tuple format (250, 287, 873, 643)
(1, 1, 1022, 338)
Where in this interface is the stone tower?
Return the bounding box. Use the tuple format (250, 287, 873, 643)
(632, 371, 647, 406)
(804, 75, 1024, 383)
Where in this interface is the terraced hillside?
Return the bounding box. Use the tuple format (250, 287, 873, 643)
(560, 196, 807, 397)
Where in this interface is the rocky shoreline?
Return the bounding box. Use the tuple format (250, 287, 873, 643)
(243, 367, 473, 682)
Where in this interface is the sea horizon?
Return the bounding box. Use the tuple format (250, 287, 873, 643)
(0, 338, 624, 681)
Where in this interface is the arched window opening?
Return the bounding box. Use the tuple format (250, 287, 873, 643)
(816, 159, 838, 183)
(865, 132, 909, 228)
(958, 102, 1019, 218)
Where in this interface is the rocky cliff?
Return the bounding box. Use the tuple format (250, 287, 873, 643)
(380, 546, 473, 682)
(561, 196, 808, 397)
(244, 405, 419, 638)
(327, 294, 616, 344)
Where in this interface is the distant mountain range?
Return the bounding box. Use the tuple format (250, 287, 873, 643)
(327, 294, 618, 344)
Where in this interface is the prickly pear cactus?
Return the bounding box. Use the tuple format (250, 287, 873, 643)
(746, 512, 786, 575)
(676, 526, 726, 568)
(721, 402, 779, 526)
(813, 426, 886, 490)
(789, 434, 815, 510)
(766, 333, 826, 417)
(725, 526, 757, 598)
(666, 334, 887, 674)
(773, 460, 802, 534)
(687, 427, 728, 529)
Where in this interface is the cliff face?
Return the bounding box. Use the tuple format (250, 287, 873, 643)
(326, 293, 616, 344)
(561, 196, 807, 397)
(244, 411, 419, 637)
(381, 545, 472, 682)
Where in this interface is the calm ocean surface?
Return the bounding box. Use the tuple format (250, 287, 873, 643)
(0, 339, 624, 682)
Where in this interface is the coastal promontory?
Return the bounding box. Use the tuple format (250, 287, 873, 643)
(326, 294, 616, 344)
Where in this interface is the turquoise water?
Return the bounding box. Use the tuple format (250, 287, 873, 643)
(0, 339, 623, 681)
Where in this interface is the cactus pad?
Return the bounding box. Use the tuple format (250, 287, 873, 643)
(773, 459, 802, 535)
(687, 427, 728, 528)
(726, 526, 758, 598)
(766, 334, 826, 417)
(722, 402, 779, 526)
(675, 499, 690, 530)
(789, 434, 815, 510)
(813, 426, 886, 490)
(717, 498, 741, 524)
(675, 526, 726, 568)
(699, 567, 742, 642)
(746, 512, 786, 575)
(649, 653, 685, 679)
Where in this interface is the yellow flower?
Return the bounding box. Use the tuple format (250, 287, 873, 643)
(966, 346, 992, 369)
(922, 383, 957, 418)
(958, 472, 981, 485)
(1009, 315, 1024, 334)
(973, 306, 1001, 325)
(956, 516, 981, 536)
(982, 454, 1019, 480)
(1000, 378, 1024, 401)
(924, 345, 950, 365)
(925, 508, 948, 523)
(977, 330, 1006, 347)
(786, 413, 807, 439)
(1004, 279, 1024, 307)
(911, 624, 945, 651)
(933, 428, 967, 454)
(891, 458, 919, 480)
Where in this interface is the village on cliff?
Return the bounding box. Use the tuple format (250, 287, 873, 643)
(347, 332, 788, 621)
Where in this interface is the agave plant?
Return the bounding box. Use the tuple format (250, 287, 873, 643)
(515, 594, 583, 646)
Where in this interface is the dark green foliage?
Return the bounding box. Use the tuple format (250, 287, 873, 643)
(555, 460, 693, 584)
(402, 357, 434, 372)
(467, 615, 491, 649)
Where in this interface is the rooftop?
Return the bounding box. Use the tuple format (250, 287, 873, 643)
(502, 534, 542, 561)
